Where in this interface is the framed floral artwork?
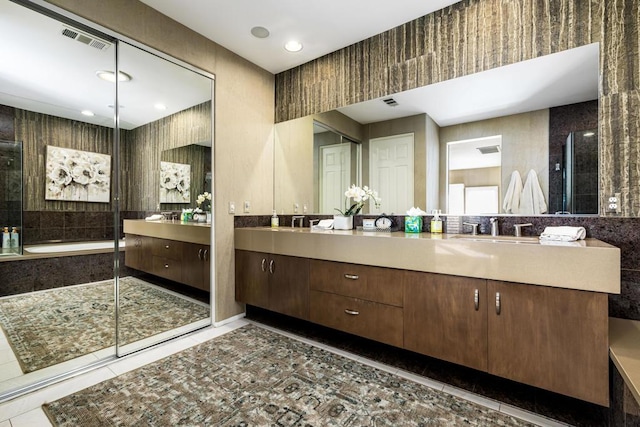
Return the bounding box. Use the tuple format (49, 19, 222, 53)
(160, 161, 191, 203)
(45, 146, 111, 203)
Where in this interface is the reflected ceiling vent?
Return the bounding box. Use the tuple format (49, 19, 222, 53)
(382, 97, 399, 107)
(61, 26, 111, 51)
(477, 145, 501, 155)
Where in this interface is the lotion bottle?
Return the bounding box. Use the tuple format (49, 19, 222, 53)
(10, 227, 19, 249)
(271, 210, 279, 228)
(1, 227, 9, 253)
(430, 210, 443, 233)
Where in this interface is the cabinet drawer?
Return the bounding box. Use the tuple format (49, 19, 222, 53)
(310, 260, 403, 307)
(151, 239, 183, 261)
(310, 290, 403, 347)
(152, 256, 183, 282)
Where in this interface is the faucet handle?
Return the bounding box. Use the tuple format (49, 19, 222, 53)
(462, 222, 480, 235)
(513, 223, 533, 237)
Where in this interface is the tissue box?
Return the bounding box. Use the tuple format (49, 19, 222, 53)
(404, 216, 422, 233)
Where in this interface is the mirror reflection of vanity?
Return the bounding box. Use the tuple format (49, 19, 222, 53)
(275, 42, 599, 217)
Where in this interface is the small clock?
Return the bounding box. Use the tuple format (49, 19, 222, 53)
(374, 214, 395, 230)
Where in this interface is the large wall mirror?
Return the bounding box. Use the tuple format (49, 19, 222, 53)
(275, 43, 599, 217)
(0, 0, 212, 398)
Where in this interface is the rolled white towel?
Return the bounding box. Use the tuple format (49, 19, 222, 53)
(539, 226, 586, 242)
(145, 214, 164, 221)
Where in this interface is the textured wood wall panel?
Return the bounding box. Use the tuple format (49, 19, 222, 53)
(15, 101, 211, 213)
(275, 0, 640, 215)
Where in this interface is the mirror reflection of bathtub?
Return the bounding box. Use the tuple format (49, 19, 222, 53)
(24, 240, 126, 254)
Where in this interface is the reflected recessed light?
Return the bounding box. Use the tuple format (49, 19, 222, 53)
(250, 26, 270, 39)
(154, 103, 167, 111)
(284, 40, 303, 52)
(583, 131, 595, 137)
(96, 70, 132, 82)
(81, 110, 94, 117)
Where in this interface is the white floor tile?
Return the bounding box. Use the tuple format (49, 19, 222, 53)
(0, 420, 10, 427)
(0, 347, 17, 365)
(394, 369, 445, 391)
(0, 360, 21, 382)
(499, 404, 570, 427)
(9, 407, 52, 427)
(442, 385, 501, 411)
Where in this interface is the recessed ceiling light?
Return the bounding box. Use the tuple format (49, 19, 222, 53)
(583, 131, 595, 137)
(154, 103, 167, 111)
(81, 110, 94, 117)
(250, 26, 270, 39)
(284, 40, 303, 52)
(96, 70, 132, 83)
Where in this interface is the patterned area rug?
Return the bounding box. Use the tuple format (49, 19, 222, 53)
(43, 325, 535, 426)
(0, 277, 210, 373)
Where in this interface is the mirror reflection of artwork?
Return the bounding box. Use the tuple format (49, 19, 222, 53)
(160, 161, 191, 203)
(45, 146, 111, 203)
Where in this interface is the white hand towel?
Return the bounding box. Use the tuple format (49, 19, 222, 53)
(145, 214, 163, 221)
(502, 170, 523, 214)
(520, 169, 547, 215)
(539, 226, 586, 242)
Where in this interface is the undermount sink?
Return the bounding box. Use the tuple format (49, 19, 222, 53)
(450, 234, 540, 244)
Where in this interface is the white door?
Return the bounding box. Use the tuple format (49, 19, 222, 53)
(369, 134, 414, 215)
(320, 143, 351, 214)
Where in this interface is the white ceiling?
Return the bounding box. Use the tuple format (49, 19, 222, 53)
(139, 0, 462, 74)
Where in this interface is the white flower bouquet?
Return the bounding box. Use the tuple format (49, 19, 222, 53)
(335, 185, 381, 216)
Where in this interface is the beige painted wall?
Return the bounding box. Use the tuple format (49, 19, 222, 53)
(45, 0, 275, 322)
(439, 110, 549, 213)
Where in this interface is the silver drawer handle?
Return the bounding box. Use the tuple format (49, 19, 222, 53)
(344, 274, 359, 280)
(344, 309, 359, 315)
(261, 258, 267, 272)
(474, 289, 479, 311)
(269, 259, 275, 274)
(495, 292, 501, 315)
(203, 249, 208, 261)
(165, 245, 170, 249)
(164, 264, 169, 268)
(198, 248, 203, 260)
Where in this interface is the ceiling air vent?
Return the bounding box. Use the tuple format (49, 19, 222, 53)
(382, 97, 399, 107)
(477, 145, 501, 155)
(61, 26, 111, 51)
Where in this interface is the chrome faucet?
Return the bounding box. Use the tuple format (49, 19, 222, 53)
(291, 215, 305, 227)
(462, 222, 479, 235)
(513, 223, 533, 237)
(490, 217, 499, 236)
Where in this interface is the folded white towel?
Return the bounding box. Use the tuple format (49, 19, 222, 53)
(539, 226, 586, 242)
(539, 239, 586, 247)
(145, 214, 164, 221)
(520, 169, 547, 215)
(502, 171, 522, 214)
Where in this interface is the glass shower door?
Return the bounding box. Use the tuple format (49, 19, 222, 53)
(0, 140, 22, 257)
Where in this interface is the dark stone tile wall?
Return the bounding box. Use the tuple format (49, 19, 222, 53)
(235, 214, 640, 321)
(0, 251, 133, 297)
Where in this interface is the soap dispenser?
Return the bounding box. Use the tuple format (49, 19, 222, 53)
(1, 227, 9, 253)
(271, 210, 279, 228)
(430, 210, 443, 234)
(10, 227, 19, 249)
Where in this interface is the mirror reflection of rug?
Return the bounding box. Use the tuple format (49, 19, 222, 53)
(43, 325, 534, 426)
(0, 277, 210, 373)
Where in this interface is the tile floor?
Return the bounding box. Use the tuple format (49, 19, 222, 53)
(0, 317, 573, 427)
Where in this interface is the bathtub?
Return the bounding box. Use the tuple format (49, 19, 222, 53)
(24, 239, 126, 254)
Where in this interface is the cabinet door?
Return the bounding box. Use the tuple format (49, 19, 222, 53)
(487, 280, 609, 406)
(182, 244, 210, 291)
(235, 250, 269, 309)
(404, 272, 487, 371)
(125, 234, 152, 272)
(268, 254, 309, 320)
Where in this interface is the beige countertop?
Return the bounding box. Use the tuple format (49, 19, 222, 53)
(610, 318, 640, 406)
(124, 219, 211, 245)
(234, 227, 620, 293)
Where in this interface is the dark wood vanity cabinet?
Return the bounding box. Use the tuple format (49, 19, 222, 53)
(404, 272, 488, 371)
(125, 233, 211, 291)
(235, 250, 310, 320)
(486, 280, 609, 406)
(309, 260, 403, 347)
(182, 244, 211, 291)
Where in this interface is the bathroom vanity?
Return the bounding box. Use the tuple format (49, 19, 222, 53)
(235, 227, 620, 406)
(124, 220, 211, 291)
